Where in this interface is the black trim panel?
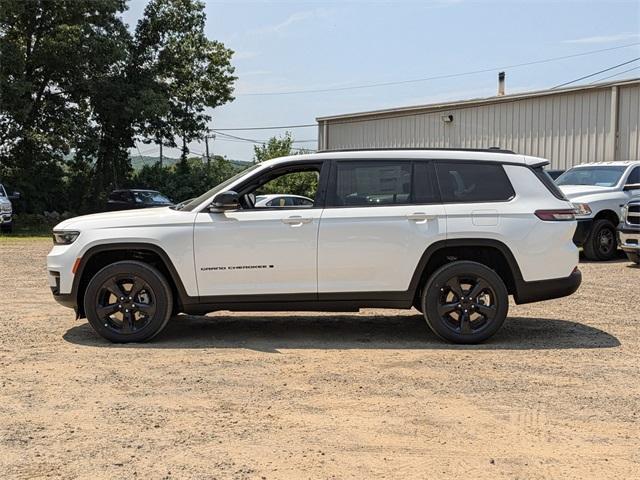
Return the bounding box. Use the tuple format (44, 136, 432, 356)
(573, 219, 593, 246)
(515, 268, 582, 304)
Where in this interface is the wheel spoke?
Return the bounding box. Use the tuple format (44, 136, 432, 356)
(474, 303, 496, 318)
(459, 310, 472, 334)
(97, 303, 119, 318)
(445, 277, 463, 299)
(437, 301, 459, 316)
(121, 310, 134, 333)
(129, 278, 145, 299)
(104, 279, 127, 300)
(468, 279, 489, 300)
(136, 303, 156, 318)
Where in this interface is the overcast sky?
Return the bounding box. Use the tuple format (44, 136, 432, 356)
(123, 0, 640, 162)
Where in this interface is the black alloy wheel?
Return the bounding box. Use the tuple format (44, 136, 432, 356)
(584, 219, 618, 261)
(84, 261, 173, 343)
(422, 261, 508, 344)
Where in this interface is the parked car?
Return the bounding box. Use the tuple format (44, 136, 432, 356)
(254, 194, 314, 208)
(618, 200, 640, 264)
(0, 183, 20, 233)
(106, 189, 173, 211)
(546, 169, 565, 180)
(555, 161, 640, 260)
(48, 149, 581, 344)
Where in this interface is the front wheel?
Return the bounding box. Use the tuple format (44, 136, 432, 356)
(84, 261, 173, 343)
(583, 219, 617, 261)
(422, 261, 509, 344)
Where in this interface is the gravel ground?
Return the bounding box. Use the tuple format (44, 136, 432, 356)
(0, 237, 639, 479)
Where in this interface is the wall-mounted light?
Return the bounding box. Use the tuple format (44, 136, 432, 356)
(441, 114, 453, 123)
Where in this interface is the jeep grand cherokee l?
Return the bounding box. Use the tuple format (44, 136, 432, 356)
(47, 149, 581, 344)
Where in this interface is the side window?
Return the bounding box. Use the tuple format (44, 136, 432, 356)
(247, 164, 322, 209)
(333, 161, 411, 206)
(435, 161, 515, 203)
(627, 167, 640, 186)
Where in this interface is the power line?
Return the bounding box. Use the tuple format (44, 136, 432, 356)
(214, 130, 316, 143)
(213, 123, 316, 131)
(589, 65, 640, 84)
(236, 42, 640, 96)
(551, 56, 640, 89)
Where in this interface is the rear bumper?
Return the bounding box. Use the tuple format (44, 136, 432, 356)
(514, 268, 582, 304)
(572, 219, 593, 246)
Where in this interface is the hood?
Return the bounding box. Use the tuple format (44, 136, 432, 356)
(558, 184, 617, 199)
(54, 206, 194, 231)
(0, 196, 10, 206)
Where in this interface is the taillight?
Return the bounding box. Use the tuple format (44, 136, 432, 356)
(535, 209, 576, 221)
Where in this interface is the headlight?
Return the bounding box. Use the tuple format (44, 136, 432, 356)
(0, 204, 11, 213)
(52, 230, 80, 245)
(572, 203, 592, 217)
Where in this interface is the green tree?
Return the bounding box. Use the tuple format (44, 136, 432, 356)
(253, 132, 317, 198)
(0, 0, 129, 213)
(134, 0, 236, 161)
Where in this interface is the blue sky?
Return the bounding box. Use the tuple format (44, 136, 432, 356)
(123, 0, 640, 162)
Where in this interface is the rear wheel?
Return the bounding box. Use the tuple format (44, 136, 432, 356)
(422, 261, 508, 344)
(84, 261, 173, 343)
(583, 219, 617, 261)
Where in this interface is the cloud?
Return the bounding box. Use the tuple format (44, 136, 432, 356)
(564, 32, 640, 44)
(251, 8, 334, 36)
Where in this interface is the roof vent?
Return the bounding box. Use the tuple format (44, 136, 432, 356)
(498, 71, 506, 96)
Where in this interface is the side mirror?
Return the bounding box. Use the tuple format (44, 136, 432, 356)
(623, 183, 640, 191)
(8, 192, 20, 201)
(210, 190, 239, 211)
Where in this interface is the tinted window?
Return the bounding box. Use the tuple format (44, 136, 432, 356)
(627, 167, 640, 185)
(436, 161, 515, 203)
(333, 162, 411, 206)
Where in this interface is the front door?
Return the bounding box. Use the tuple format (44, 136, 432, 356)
(318, 160, 446, 294)
(193, 162, 325, 298)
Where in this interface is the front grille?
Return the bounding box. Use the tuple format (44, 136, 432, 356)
(627, 204, 640, 225)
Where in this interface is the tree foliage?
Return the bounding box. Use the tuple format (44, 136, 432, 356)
(0, 0, 237, 215)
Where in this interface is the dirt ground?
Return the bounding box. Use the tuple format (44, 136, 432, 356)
(0, 237, 638, 479)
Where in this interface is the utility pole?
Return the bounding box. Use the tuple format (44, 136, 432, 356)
(205, 135, 210, 167)
(159, 142, 163, 167)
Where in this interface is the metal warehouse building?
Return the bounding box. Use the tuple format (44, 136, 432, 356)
(316, 78, 640, 169)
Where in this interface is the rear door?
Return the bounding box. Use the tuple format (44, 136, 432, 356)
(317, 160, 446, 294)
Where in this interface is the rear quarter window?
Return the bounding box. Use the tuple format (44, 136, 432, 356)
(435, 161, 515, 203)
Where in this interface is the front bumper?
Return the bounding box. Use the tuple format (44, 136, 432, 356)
(572, 218, 593, 246)
(617, 224, 640, 253)
(515, 268, 582, 304)
(1, 212, 12, 225)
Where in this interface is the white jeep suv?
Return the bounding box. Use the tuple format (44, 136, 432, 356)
(48, 149, 581, 344)
(556, 161, 640, 260)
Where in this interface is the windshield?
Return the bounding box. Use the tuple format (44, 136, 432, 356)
(179, 163, 262, 211)
(133, 191, 172, 204)
(556, 167, 626, 187)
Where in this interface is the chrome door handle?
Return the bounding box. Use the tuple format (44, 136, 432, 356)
(406, 212, 435, 221)
(282, 216, 312, 226)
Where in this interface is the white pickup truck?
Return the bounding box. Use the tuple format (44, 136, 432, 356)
(556, 161, 640, 260)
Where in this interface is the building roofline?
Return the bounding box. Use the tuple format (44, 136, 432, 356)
(316, 78, 640, 123)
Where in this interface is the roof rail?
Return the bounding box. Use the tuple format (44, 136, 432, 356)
(320, 147, 516, 154)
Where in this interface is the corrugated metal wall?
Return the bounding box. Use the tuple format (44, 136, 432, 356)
(319, 80, 640, 169)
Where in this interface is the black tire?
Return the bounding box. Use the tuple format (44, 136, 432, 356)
(84, 260, 173, 343)
(1, 223, 12, 234)
(583, 219, 617, 261)
(421, 261, 509, 344)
